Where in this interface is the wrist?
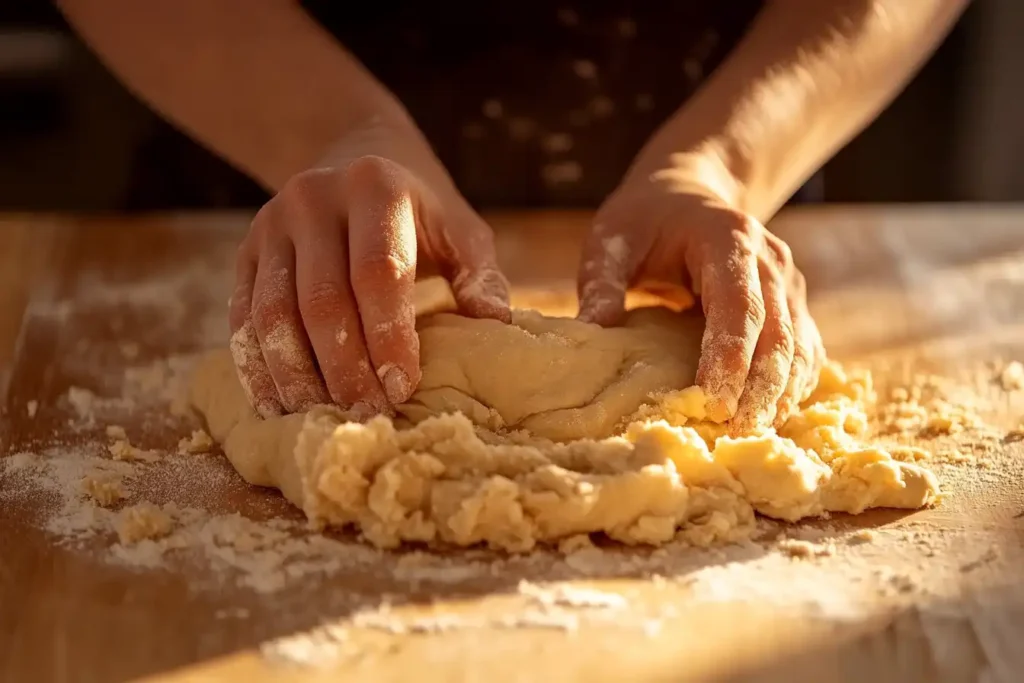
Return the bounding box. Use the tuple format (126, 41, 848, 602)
(317, 115, 459, 198)
(621, 138, 749, 213)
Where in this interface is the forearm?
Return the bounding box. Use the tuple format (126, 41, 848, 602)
(58, 0, 429, 191)
(629, 0, 970, 220)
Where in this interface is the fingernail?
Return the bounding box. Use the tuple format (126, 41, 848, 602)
(382, 366, 412, 405)
(349, 401, 377, 422)
(703, 393, 738, 424)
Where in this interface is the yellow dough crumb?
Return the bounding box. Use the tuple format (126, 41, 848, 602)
(191, 353, 940, 553)
(849, 529, 877, 544)
(106, 427, 160, 463)
(177, 428, 214, 455)
(116, 502, 174, 544)
(878, 375, 985, 436)
(778, 538, 836, 559)
(998, 361, 1024, 391)
(81, 474, 126, 507)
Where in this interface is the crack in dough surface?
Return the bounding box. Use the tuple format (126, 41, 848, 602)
(189, 278, 940, 552)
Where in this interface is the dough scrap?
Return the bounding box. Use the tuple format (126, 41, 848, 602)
(189, 279, 940, 552)
(116, 502, 174, 544)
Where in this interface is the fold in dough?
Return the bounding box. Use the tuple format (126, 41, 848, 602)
(189, 279, 940, 552)
(398, 307, 704, 441)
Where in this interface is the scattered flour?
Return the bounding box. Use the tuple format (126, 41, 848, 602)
(3, 323, 1021, 665)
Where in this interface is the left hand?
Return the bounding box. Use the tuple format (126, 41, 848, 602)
(576, 161, 825, 430)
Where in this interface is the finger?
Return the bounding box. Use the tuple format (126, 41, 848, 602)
(229, 240, 257, 334)
(450, 261, 512, 323)
(733, 259, 794, 431)
(250, 237, 330, 413)
(694, 232, 766, 423)
(577, 222, 634, 326)
(228, 237, 283, 418)
(806, 316, 827, 403)
(290, 209, 390, 419)
(779, 299, 816, 421)
(434, 211, 511, 323)
(345, 156, 422, 406)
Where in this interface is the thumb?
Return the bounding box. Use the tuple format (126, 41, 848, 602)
(577, 224, 634, 326)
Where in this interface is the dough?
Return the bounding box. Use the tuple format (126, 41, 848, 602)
(189, 279, 940, 552)
(399, 307, 703, 441)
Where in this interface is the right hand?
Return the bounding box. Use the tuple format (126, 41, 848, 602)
(229, 126, 510, 420)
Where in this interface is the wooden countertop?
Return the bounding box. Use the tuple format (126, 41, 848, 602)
(2, 206, 1023, 683)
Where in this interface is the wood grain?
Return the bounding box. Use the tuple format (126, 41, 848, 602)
(1, 207, 1023, 683)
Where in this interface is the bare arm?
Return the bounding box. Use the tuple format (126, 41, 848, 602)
(579, 0, 969, 428)
(628, 0, 971, 219)
(59, 0, 508, 419)
(56, 0, 438, 191)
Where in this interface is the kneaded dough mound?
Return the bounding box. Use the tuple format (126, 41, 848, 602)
(401, 307, 703, 441)
(190, 280, 940, 552)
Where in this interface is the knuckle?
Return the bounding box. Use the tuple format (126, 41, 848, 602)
(353, 252, 412, 284)
(247, 205, 289, 248)
(301, 280, 347, 323)
(791, 337, 815, 370)
(766, 235, 794, 268)
(725, 211, 764, 247)
(738, 289, 767, 329)
(246, 205, 271, 239)
(767, 318, 796, 356)
(791, 348, 812, 373)
(278, 170, 327, 209)
(344, 155, 400, 190)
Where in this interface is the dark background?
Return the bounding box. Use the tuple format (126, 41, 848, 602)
(1, 1, 1022, 212)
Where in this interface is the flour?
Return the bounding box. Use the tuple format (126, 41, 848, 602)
(5, 365, 1019, 637)
(5, 276, 1022, 661)
(260, 623, 350, 668)
(67, 256, 232, 350)
(518, 580, 628, 609)
(777, 538, 836, 559)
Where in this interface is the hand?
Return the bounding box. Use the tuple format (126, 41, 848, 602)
(229, 123, 509, 419)
(576, 162, 824, 430)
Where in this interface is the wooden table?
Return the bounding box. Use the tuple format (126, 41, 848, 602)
(2, 207, 1023, 683)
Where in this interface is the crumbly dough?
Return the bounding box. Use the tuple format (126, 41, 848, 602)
(81, 474, 126, 507)
(106, 426, 160, 463)
(116, 502, 174, 544)
(189, 279, 940, 552)
(178, 428, 214, 455)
